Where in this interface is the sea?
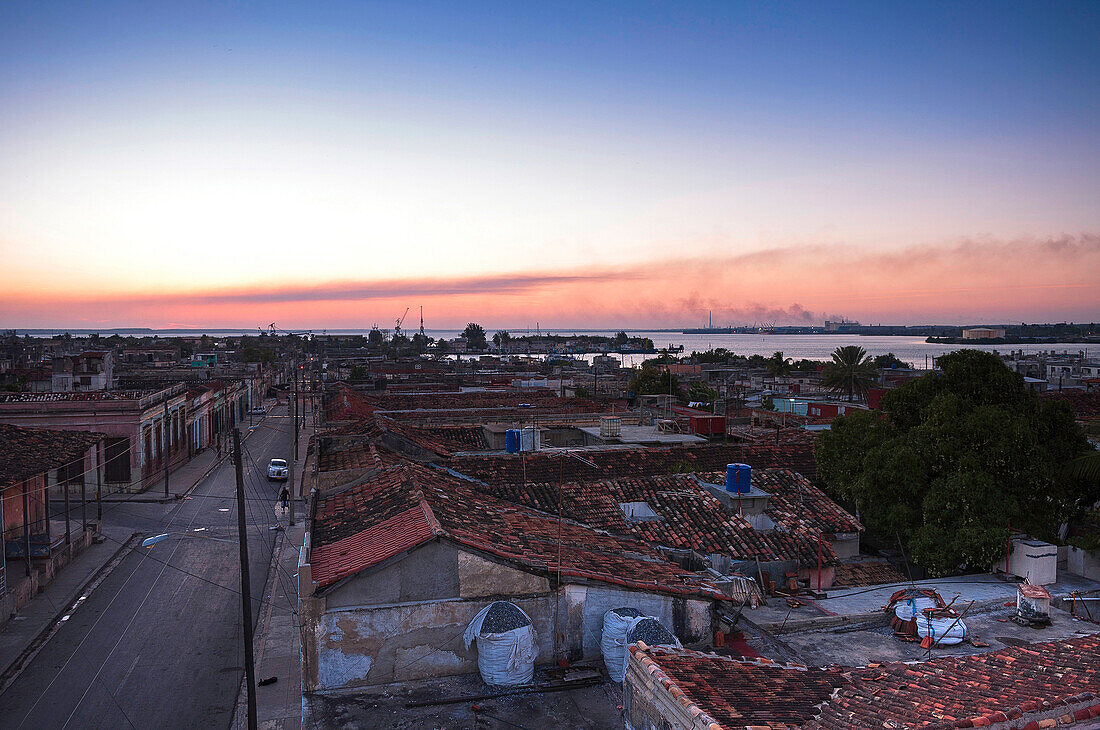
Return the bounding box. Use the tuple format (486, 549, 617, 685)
(17, 327, 1096, 368)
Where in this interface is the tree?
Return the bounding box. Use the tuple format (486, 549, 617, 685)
(816, 350, 1093, 575)
(823, 345, 877, 401)
(613, 331, 629, 347)
(873, 352, 908, 369)
(628, 363, 684, 400)
(493, 330, 511, 352)
(764, 351, 792, 378)
(687, 381, 717, 405)
(463, 323, 488, 351)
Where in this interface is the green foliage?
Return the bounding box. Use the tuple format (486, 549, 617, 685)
(349, 365, 368, 380)
(463, 323, 488, 350)
(873, 352, 909, 369)
(764, 351, 792, 377)
(613, 331, 629, 347)
(689, 348, 733, 364)
(687, 381, 717, 404)
(822, 345, 877, 401)
(573, 386, 590, 399)
(628, 363, 684, 399)
(241, 346, 274, 364)
(816, 349, 1093, 576)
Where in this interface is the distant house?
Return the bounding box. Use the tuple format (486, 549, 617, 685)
(961, 327, 1006, 340)
(51, 350, 113, 391)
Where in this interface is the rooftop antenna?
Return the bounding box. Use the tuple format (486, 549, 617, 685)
(419, 306, 425, 338)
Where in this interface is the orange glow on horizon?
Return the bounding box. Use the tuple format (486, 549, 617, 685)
(2, 235, 1097, 328)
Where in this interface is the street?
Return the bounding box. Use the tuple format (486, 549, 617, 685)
(0, 402, 300, 729)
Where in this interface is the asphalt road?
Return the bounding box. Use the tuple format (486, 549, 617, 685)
(0, 402, 301, 730)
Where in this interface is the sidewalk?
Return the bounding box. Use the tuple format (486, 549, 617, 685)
(248, 522, 306, 730)
(234, 403, 312, 729)
(0, 524, 138, 691)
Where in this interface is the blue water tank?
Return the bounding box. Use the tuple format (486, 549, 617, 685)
(726, 463, 751, 494)
(505, 429, 521, 454)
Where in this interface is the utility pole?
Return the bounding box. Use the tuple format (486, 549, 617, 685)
(163, 396, 170, 499)
(232, 428, 258, 730)
(293, 357, 300, 462)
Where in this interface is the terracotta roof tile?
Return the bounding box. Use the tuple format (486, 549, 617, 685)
(310, 462, 729, 599)
(326, 385, 605, 422)
(630, 633, 1100, 730)
(473, 469, 855, 566)
(0, 423, 104, 486)
(1041, 390, 1100, 422)
(448, 440, 820, 484)
(832, 560, 908, 588)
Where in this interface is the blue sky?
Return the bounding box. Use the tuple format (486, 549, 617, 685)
(1, 1, 1098, 326)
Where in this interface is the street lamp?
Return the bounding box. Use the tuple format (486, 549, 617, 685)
(141, 530, 236, 548)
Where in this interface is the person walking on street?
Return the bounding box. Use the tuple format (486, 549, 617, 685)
(278, 486, 290, 511)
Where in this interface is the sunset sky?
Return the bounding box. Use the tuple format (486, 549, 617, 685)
(1, 1, 1098, 329)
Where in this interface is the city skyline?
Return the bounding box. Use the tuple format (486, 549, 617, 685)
(2, 1, 1099, 328)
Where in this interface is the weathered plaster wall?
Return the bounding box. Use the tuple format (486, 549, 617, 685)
(305, 541, 714, 690)
(314, 595, 556, 688)
(326, 541, 461, 609)
(1067, 546, 1100, 581)
(559, 585, 713, 662)
(458, 550, 549, 598)
(831, 533, 860, 560)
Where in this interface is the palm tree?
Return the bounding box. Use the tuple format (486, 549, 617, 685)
(764, 351, 792, 378)
(823, 345, 877, 401)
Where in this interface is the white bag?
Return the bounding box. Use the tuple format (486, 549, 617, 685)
(464, 603, 538, 686)
(601, 609, 641, 683)
(917, 615, 967, 646)
(894, 595, 937, 622)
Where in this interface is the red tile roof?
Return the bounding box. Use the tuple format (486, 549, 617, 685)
(0, 423, 105, 487)
(1042, 390, 1100, 422)
(379, 418, 490, 456)
(326, 385, 606, 422)
(311, 504, 435, 587)
(743, 469, 862, 537)
(475, 469, 855, 566)
(629, 633, 1100, 730)
(309, 462, 729, 599)
(629, 644, 845, 728)
(0, 390, 160, 402)
(832, 560, 908, 588)
(448, 440, 820, 484)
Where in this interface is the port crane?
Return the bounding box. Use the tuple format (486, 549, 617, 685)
(394, 307, 410, 338)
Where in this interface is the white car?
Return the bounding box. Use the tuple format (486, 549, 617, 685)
(267, 458, 288, 481)
(250, 406, 267, 416)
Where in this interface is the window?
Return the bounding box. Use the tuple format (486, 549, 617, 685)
(104, 438, 131, 483)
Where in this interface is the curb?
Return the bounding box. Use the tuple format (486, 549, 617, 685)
(230, 525, 290, 728)
(0, 531, 141, 693)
